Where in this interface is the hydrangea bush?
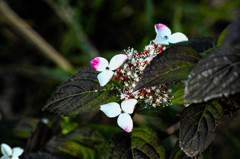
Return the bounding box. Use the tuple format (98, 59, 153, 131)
(39, 16, 240, 158)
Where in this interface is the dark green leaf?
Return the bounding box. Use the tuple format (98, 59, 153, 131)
(171, 86, 188, 105)
(102, 126, 165, 159)
(184, 47, 240, 103)
(184, 16, 240, 103)
(135, 46, 200, 90)
(169, 140, 187, 159)
(217, 28, 227, 47)
(60, 121, 78, 135)
(43, 66, 119, 116)
(222, 16, 240, 49)
(87, 124, 122, 139)
(45, 137, 96, 159)
(179, 101, 223, 157)
(131, 126, 165, 159)
(66, 127, 105, 148)
(12, 118, 39, 138)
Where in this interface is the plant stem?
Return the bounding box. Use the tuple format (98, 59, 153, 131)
(165, 122, 180, 135)
(0, 0, 73, 72)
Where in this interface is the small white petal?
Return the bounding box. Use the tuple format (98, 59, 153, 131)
(155, 24, 171, 38)
(12, 147, 24, 157)
(117, 113, 133, 133)
(121, 99, 137, 114)
(97, 70, 114, 86)
(100, 102, 121, 118)
(154, 34, 169, 45)
(90, 57, 109, 71)
(169, 32, 188, 44)
(109, 54, 128, 70)
(1, 143, 12, 156)
(1, 156, 8, 159)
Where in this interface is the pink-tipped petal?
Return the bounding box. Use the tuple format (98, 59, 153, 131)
(12, 147, 24, 157)
(169, 32, 188, 44)
(121, 99, 137, 114)
(155, 24, 171, 38)
(109, 54, 128, 70)
(1, 143, 12, 156)
(97, 70, 114, 86)
(117, 113, 133, 133)
(100, 102, 121, 118)
(90, 57, 109, 71)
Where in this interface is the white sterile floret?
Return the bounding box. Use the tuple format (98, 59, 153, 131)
(90, 54, 128, 86)
(154, 23, 188, 45)
(1, 143, 24, 159)
(100, 99, 137, 132)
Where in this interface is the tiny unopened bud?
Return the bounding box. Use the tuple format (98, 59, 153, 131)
(141, 89, 146, 95)
(143, 50, 148, 54)
(120, 76, 125, 81)
(116, 68, 121, 73)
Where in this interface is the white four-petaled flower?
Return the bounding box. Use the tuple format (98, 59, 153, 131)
(100, 99, 137, 132)
(154, 24, 188, 45)
(90, 54, 128, 87)
(1, 143, 24, 159)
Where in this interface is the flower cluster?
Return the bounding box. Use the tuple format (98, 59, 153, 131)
(90, 24, 188, 132)
(114, 43, 172, 107)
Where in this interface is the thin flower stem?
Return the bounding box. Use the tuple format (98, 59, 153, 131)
(165, 122, 180, 135)
(0, 0, 73, 72)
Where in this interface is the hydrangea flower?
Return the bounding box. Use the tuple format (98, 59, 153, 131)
(1, 143, 24, 159)
(90, 54, 128, 86)
(154, 23, 188, 45)
(113, 43, 172, 107)
(100, 99, 137, 132)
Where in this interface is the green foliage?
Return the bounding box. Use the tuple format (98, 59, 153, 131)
(102, 126, 165, 159)
(217, 28, 227, 47)
(12, 118, 39, 139)
(179, 101, 223, 157)
(135, 46, 200, 90)
(171, 85, 187, 105)
(43, 66, 120, 116)
(45, 127, 106, 159)
(46, 138, 96, 159)
(169, 140, 187, 159)
(60, 117, 78, 135)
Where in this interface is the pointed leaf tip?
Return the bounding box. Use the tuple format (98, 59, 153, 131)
(179, 101, 223, 157)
